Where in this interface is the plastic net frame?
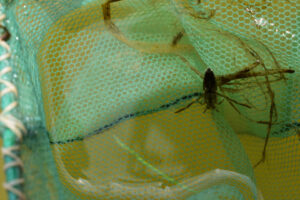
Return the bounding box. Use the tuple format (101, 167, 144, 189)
(0, 0, 299, 200)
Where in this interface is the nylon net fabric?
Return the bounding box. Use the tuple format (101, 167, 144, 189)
(4, 0, 299, 199)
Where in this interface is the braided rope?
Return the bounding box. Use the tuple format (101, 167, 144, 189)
(0, 3, 27, 200)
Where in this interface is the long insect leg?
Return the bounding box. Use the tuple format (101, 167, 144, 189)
(254, 91, 275, 168)
(217, 90, 279, 127)
(215, 92, 251, 108)
(227, 98, 243, 115)
(247, 48, 279, 167)
(175, 97, 201, 113)
(218, 98, 224, 105)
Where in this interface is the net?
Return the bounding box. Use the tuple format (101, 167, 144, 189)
(0, 0, 299, 199)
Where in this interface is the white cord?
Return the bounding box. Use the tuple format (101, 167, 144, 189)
(2, 146, 24, 170)
(3, 179, 25, 200)
(0, 3, 27, 200)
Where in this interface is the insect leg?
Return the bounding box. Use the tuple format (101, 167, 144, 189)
(253, 91, 275, 168)
(245, 50, 279, 164)
(215, 92, 251, 108)
(217, 98, 224, 105)
(175, 100, 197, 113)
(197, 98, 205, 105)
(175, 97, 201, 113)
(215, 92, 276, 125)
(226, 100, 243, 115)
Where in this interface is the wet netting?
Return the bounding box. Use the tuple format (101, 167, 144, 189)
(0, 0, 299, 199)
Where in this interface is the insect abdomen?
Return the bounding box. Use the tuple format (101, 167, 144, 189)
(203, 68, 218, 109)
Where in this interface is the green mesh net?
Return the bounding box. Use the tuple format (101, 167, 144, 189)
(0, 0, 299, 199)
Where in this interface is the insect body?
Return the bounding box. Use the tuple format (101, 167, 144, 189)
(175, 68, 219, 113)
(202, 68, 217, 110)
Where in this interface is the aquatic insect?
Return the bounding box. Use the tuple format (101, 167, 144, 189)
(175, 60, 294, 115)
(175, 54, 295, 167)
(175, 67, 253, 113)
(171, 24, 295, 167)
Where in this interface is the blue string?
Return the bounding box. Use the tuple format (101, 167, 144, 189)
(50, 92, 202, 144)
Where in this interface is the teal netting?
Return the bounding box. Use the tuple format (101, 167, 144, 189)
(0, 0, 299, 200)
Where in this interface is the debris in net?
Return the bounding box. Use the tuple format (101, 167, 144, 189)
(101, 0, 193, 54)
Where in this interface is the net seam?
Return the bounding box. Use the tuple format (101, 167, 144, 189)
(51, 92, 203, 144)
(0, 3, 27, 200)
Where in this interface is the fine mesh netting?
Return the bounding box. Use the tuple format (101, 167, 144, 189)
(1, 0, 299, 199)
